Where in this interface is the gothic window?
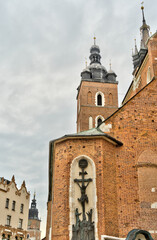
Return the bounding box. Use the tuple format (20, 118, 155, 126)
(97, 118, 102, 126)
(147, 66, 151, 84)
(87, 91, 92, 104)
(89, 116, 93, 129)
(95, 92, 104, 106)
(95, 115, 104, 127)
(108, 93, 113, 105)
(97, 94, 102, 106)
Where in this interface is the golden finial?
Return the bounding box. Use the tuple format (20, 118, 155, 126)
(85, 57, 87, 67)
(141, 1, 144, 10)
(34, 191, 36, 199)
(109, 59, 112, 70)
(93, 35, 96, 45)
(134, 38, 136, 45)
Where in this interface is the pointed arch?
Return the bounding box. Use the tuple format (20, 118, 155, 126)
(95, 91, 105, 106)
(95, 115, 104, 127)
(87, 91, 92, 104)
(69, 155, 98, 240)
(108, 93, 113, 105)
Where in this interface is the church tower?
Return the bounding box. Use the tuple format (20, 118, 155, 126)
(27, 193, 41, 240)
(77, 38, 118, 132)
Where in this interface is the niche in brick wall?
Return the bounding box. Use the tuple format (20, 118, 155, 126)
(69, 155, 98, 240)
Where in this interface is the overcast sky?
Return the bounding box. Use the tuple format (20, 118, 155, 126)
(0, 0, 156, 237)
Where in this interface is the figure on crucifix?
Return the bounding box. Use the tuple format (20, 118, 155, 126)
(72, 159, 95, 240)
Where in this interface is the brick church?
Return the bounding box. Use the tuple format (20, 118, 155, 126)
(46, 6, 157, 240)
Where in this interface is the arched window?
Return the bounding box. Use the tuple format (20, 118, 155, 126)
(95, 92, 104, 106)
(87, 91, 92, 104)
(97, 94, 102, 106)
(95, 115, 104, 127)
(97, 118, 102, 127)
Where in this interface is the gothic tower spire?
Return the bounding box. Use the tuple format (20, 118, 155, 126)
(132, 4, 150, 71)
(77, 39, 118, 132)
(140, 4, 150, 49)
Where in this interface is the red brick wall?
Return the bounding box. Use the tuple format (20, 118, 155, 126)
(102, 78, 157, 238)
(49, 137, 120, 240)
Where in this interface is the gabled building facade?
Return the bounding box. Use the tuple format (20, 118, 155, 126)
(0, 176, 30, 240)
(46, 6, 157, 240)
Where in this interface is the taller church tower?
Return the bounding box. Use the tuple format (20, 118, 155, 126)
(77, 38, 118, 132)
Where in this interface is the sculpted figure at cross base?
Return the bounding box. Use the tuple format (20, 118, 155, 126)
(72, 159, 95, 240)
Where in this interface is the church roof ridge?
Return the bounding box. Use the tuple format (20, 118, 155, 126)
(49, 128, 123, 146)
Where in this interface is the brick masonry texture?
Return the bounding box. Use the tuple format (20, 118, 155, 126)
(49, 138, 120, 240)
(46, 33, 157, 240)
(103, 78, 157, 238)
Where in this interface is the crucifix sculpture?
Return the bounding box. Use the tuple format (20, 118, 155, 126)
(74, 159, 92, 220)
(72, 159, 95, 240)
